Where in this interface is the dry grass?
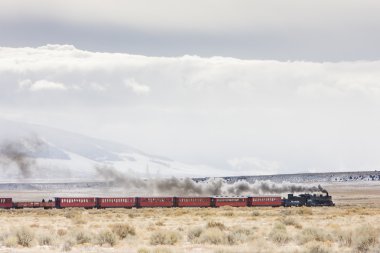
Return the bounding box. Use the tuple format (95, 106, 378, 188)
(0, 188, 380, 252)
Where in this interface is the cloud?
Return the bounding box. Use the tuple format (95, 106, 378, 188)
(124, 78, 150, 94)
(228, 157, 280, 175)
(2, 45, 380, 102)
(2, 45, 380, 173)
(19, 79, 67, 91)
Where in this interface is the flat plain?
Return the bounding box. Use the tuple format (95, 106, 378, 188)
(0, 183, 379, 253)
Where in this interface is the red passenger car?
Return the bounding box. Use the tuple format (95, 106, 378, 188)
(0, 198, 12, 209)
(97, 197, 136, 208)
(55, 197, 96, 208)
(175, 197, 212, 207)
(248, 196, 282, 207)
(137, 197, 174, 208)
(212, 197, 248, 207)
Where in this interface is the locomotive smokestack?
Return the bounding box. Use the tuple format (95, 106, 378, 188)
(318, 185, 328, 195)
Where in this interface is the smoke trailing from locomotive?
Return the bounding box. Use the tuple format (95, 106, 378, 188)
(96, 165, 328, 196)
(227, 181, 328, 195)
(96, 165, 224, 195)
(0, 137, 43, 178)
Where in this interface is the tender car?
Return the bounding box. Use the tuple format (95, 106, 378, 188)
(248, 196, 282, 207)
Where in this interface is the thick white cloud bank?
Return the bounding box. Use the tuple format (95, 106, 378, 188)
(1, 45, 380, 174)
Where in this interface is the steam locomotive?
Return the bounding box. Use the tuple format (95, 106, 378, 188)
(283, 192, 335, 207)
(0, 192, 334, 209)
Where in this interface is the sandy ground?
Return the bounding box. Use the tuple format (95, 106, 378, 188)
(0, 182, 379, 253)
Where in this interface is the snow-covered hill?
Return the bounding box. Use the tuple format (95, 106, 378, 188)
(0, 119, 223, 180)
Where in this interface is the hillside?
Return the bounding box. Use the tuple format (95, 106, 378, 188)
(0, 119, 222, 180)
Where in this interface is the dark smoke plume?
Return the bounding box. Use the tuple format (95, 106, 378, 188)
(0, 136, 43, 178)
(95, 165, 223, 195)
(96, 165, 327, 196)
(226, 181, 327, 195)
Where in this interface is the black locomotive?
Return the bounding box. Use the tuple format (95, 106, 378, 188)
(283, 191, 335, 207)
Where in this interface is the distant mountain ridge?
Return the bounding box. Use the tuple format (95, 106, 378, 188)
(205, 170, 380, 184)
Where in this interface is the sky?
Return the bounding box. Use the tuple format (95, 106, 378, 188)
(1, 1, 380, 175)
(1, 0, 380, 61)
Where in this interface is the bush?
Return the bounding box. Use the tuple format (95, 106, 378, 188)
(227, 227, 252, 245)
(336, 230, 352, 247)
(155, 220, 165, 226)
(298, 228, 329, 244)
(304, 241, 331, 253)
(0, 231, 10, 242)
(223, 211, 234, 217)
(38, 233, 54, 246)
(207, 221, 226, 230)
(152, 247, 173, 253)
(297, 207, 313, 215)
(3, 236, 18, 248)
(15, 227, 35, 247)
(268, 223, 290, 244)
(97, 230, 118, 246)
(188, 227, 203, 242)
(354, 225, 378, 252)
(150, 230, 181, 245)
(199, 228, 227, 245)
(57, 229, 67, 237)
(111, 223, 136, 239)
(75, 230, 92, 244)
(214, 249, 252, 253)
(62, 239, 74, 252)
(282, 217, 302, 228)
(65, 211, 87, 224)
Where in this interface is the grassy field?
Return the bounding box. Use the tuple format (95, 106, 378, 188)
(0, 184, 379, 253)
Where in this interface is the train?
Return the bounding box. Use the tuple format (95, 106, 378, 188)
(0, 192, 334, 209)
